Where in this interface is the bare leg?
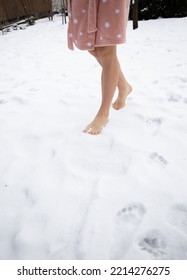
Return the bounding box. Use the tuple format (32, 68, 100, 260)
(89, 49, 132, 110)
(83, 46, 119, 135)
(113, 67, 132, 110)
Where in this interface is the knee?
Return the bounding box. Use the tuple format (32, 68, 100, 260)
(96, 46, 117, 65)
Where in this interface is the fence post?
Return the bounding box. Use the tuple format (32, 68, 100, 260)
(132, 0, 139, 29)
(61, 0, 67, 24)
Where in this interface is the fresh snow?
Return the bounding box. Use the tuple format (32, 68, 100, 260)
(0, 16, 187, 260)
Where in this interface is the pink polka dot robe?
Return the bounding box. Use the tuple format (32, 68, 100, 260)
(67, 0, 131, 51)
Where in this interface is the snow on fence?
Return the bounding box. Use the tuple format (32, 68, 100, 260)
(0, 0, 52, 23)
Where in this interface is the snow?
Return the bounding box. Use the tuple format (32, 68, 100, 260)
(0, 15, 187, 260)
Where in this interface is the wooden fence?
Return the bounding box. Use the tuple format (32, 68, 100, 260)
(0, 0, 52, 23)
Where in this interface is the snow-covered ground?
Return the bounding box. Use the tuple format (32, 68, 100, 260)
(0, 16, 187, 260)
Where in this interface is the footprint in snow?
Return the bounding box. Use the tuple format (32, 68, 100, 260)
(149, 152, 168, 167)
(0, 99, 7, 104)
(110, 203, 146, 259)
(168, 93, 182, 103)
(167, 204, 187, 235)
(11, 96, 27, 105)
(178, 77, 187, 83)
(145, 117, 162, 135)
(138, 229, 167, 259)
(152, 80, 159, 85)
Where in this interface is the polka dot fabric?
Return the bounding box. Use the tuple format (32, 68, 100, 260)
(67, 0, 131, 50)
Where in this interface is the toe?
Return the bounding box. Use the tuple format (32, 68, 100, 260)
(88, 128, 93, 134)
(113, 104, 118, 110)
(83, 126, 91, 133)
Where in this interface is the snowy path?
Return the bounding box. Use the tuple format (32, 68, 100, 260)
(0, 16, 187, 259)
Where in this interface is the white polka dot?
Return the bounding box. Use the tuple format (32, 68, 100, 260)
(115, 9, 120, 14)
(117, 34, 122, 39)
(100, 36, 103, 41)
(69, 33, 73, 38)
(87, 42, 92, 47)
(102, 0, 108, 3)
(79, 32, 83, 36)
(73, 18, 78, 24)
(82, 9, 86, 13)
(104, 22, 110, 28)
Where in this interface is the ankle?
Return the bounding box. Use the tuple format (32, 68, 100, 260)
(96, 113, 109, 119)
(119, 82, 132, 91)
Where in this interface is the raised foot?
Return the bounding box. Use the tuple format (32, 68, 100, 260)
(112, 83, 132, 110)
(83, 116, 109, 135)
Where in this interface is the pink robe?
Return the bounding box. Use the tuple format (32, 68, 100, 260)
(67, 0, 131, 50)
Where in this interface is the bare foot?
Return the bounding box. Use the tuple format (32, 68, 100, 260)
(83, 115, 109, 135)
(112, 83, 132, 110)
